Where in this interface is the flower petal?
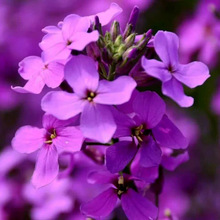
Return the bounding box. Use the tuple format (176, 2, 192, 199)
(174, 62, 210, 88)
(53, 126, 84, 153)
(41, 91, 85, 120)
(112, 108, 135, 138)
(80, 103, 116, 143)
(106, 141, 137, 173)
(142, 57, 172, 82)
(139, 136, 162, 167)
(32, 145, 59, 188)
(18, 56, 44, 80)
(162, 78, 194, 107)
(69, 31, 99, 51)
(62, 14, 89, 41)
(121, 189, 158, 220)
(88, 3, 122, 26)
(152, 115, 189, 149)
(81, 188, 118, 218)
(154, 31, 179, 68)
(12, 74, 45, 94)
(43, 62, 64, 88)
(88, 171, 117, 185)
(42, 114, 74, 130)
(133, 91, 166, 129)
(64, 55, 99, 97)
(131, 155, 159, 183)
(95, 76, 137, 105)
(40, 33, 70, 62)
(12, 126, 45, 154)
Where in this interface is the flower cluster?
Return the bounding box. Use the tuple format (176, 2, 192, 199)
(11, 3, 210, 220)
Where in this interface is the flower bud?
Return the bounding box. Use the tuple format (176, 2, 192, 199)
(110, 21, 120, 41)
(124, 33, 136, 49)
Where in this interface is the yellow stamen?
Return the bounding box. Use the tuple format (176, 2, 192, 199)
(118, 175, 124, 185)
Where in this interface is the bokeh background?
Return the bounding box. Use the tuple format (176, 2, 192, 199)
(1, 0, 220, 219)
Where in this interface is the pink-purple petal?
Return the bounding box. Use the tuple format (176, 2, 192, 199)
(112, 109, 136, 138)
(88, 3, 122, 26)
(174, 61, 210, 88)
(32, 145, 59, 188)
(106, 141, 137, 173)
(53, 127, 84, 153)
(133, 91, 166, 129)
(62, 14, 89, 41)
(42, 114, 74, 130)
(18, 56, 44, 80)
(12, 126, 45, 154)
(121, 188, 158, 220)
(80, 103, 116, 143)
(154, 31, 179, 68)
(41, 91, 85, 120)
(88, 171, 117, 185)
(12, 74, 45, 94)
(43, 62, 64, 88)
(64, 55, 99, 97)
(152, 115, 189, 149)
(69, 31, 99, 51)
(142, 57, 172, 82)
(95, 76, 137, 105)
(139, 136, 162, 167)
(81, 187, 118, 218)
(162, 78, 194, 107)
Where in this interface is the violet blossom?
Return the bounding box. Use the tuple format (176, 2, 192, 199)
(40, 3, 122, 62)
(81, 171, 158, 219)
(12, 114, 83, 188)
(106, 90, 188, 173)
(41, 55, 136, 143)
(12, 54, 65, 94)
(142, 31, 210, 107)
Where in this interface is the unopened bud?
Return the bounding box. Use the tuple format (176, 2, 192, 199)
(137, 29, 152, 50)
(110, 21, 120, 41)
(123, 47, 138, 61)
(86, 42, 100, 61)
(94, 16, 103, 35)
(123, 24, 133, 39)
(114, 35, 123, 47)
(124, 33, 136, 49)
(127, 6, 139, 32)
(97, 35, 105, 48)
(104, 31, 111, 42)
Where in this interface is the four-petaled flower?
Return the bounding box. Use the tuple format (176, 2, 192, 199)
(142, 31, 210, 107)
(12, 114, 83, 188)
(41, 55, 137, 143)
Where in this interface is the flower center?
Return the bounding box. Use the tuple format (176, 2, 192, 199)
(67, 40, 72, 46)
(167, 64, 175, 73)
(45, 129, 57, 144)
(87, 91, 96, 102)
(132, 124, 144, 142)
(117, 176, 127, 196)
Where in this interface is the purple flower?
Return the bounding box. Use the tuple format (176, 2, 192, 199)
(40, 3, 122, 62)
(39, 16, 99, 62)
(12, 55, 64, 94)
(12, 114, 83, 188)
(106, 91, 188, 173)
(142, 31, 210, 107)
(41, 55, 136, 143)
(81, 171, 158, 219)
